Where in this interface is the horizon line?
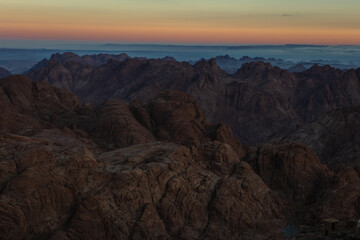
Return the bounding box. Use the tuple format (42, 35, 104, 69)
(1, 40, 360, 51)
(1, 38, 360, 47)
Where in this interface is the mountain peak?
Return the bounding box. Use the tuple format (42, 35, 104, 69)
(307, 64, 335, 73)
(235, 61, 273, 76)
(303, 64, 342, 79)
(160, 56, 176, 61)
(194, 58, 223, 72)
(50, 52, 80, 62)
(288, 64, 307, 72)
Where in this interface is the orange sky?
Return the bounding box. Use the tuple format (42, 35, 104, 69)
(0, 0, 359, 45)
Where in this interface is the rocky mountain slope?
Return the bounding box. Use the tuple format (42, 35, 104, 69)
(27, 54, 360, 148)
(274, 106, 360, 167)
(1, 75, 360, 239)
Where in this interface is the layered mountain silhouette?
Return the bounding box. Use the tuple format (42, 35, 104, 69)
(192, 55, 356, 74)
(1, 75, 360, 239)
(208, 55, 301, 74)
(27, 53, 360, 149)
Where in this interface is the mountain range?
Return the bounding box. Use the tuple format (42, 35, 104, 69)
(27, 53, 360, 148)
(1, 46, 358, 75)
(1, 52, 360, 239)
(196, 55, 357, 74)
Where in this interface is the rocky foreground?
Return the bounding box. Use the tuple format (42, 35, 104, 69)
(1, 75, 360, 239)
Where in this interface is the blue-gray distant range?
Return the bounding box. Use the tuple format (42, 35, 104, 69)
(0, 41, 359, 74)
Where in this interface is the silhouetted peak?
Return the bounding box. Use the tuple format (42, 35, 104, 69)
(160, 56, 176, 61)
(50, 52, 80, 62)
(61, 52, 79, 58)
(50, 52, 61, 59)
(216, 55, 236, 61)
(307, 64, 335, 73)
(236, 61, 273, 75)
(343, 68, 357, 78)
(209, 57, 217, 65)
(239, 56, 266, 61)
(194, 58, 222, 73)
(302, 64, 344, 79)
(240, 56, 252, 61)
(194, 58, 208, 66)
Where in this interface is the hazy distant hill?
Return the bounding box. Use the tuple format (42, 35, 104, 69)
(0, 66, 11, 78)
(1, 44, 359, 73)
(190, 55, 357, 74)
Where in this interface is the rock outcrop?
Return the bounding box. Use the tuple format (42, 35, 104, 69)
(275, 107, 360, 167)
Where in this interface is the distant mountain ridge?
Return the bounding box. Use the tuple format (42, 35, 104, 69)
(27, 52, 360, 149)
(25, 51, 359, 76)
(211, 55, 357, 73)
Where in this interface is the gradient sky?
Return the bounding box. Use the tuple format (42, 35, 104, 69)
(0, 0, 359, 45)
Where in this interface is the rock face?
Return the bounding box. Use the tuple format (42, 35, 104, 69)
(247, 142, 330, 202)
(275, 107, 360, 167)
(1, 75, 360, 239)
(90, 98, 155, 149)
(245, 142, 333, 224)
(318, 165, 360, 220)
(0, 76, 283, 239)
(27, 54, 360, 147)
(0, 133, 287, 240)
(0, 66, 11, 78)
(0, 75, 81, 133)
(245, 142, 360, 230)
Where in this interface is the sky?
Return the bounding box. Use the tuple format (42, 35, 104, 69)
(0, 0, 359, 45)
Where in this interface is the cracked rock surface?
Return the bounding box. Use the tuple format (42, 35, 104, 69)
(1, 75, 360, 239)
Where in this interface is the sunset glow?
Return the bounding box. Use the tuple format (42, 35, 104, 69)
(0, 0, 359, 45)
